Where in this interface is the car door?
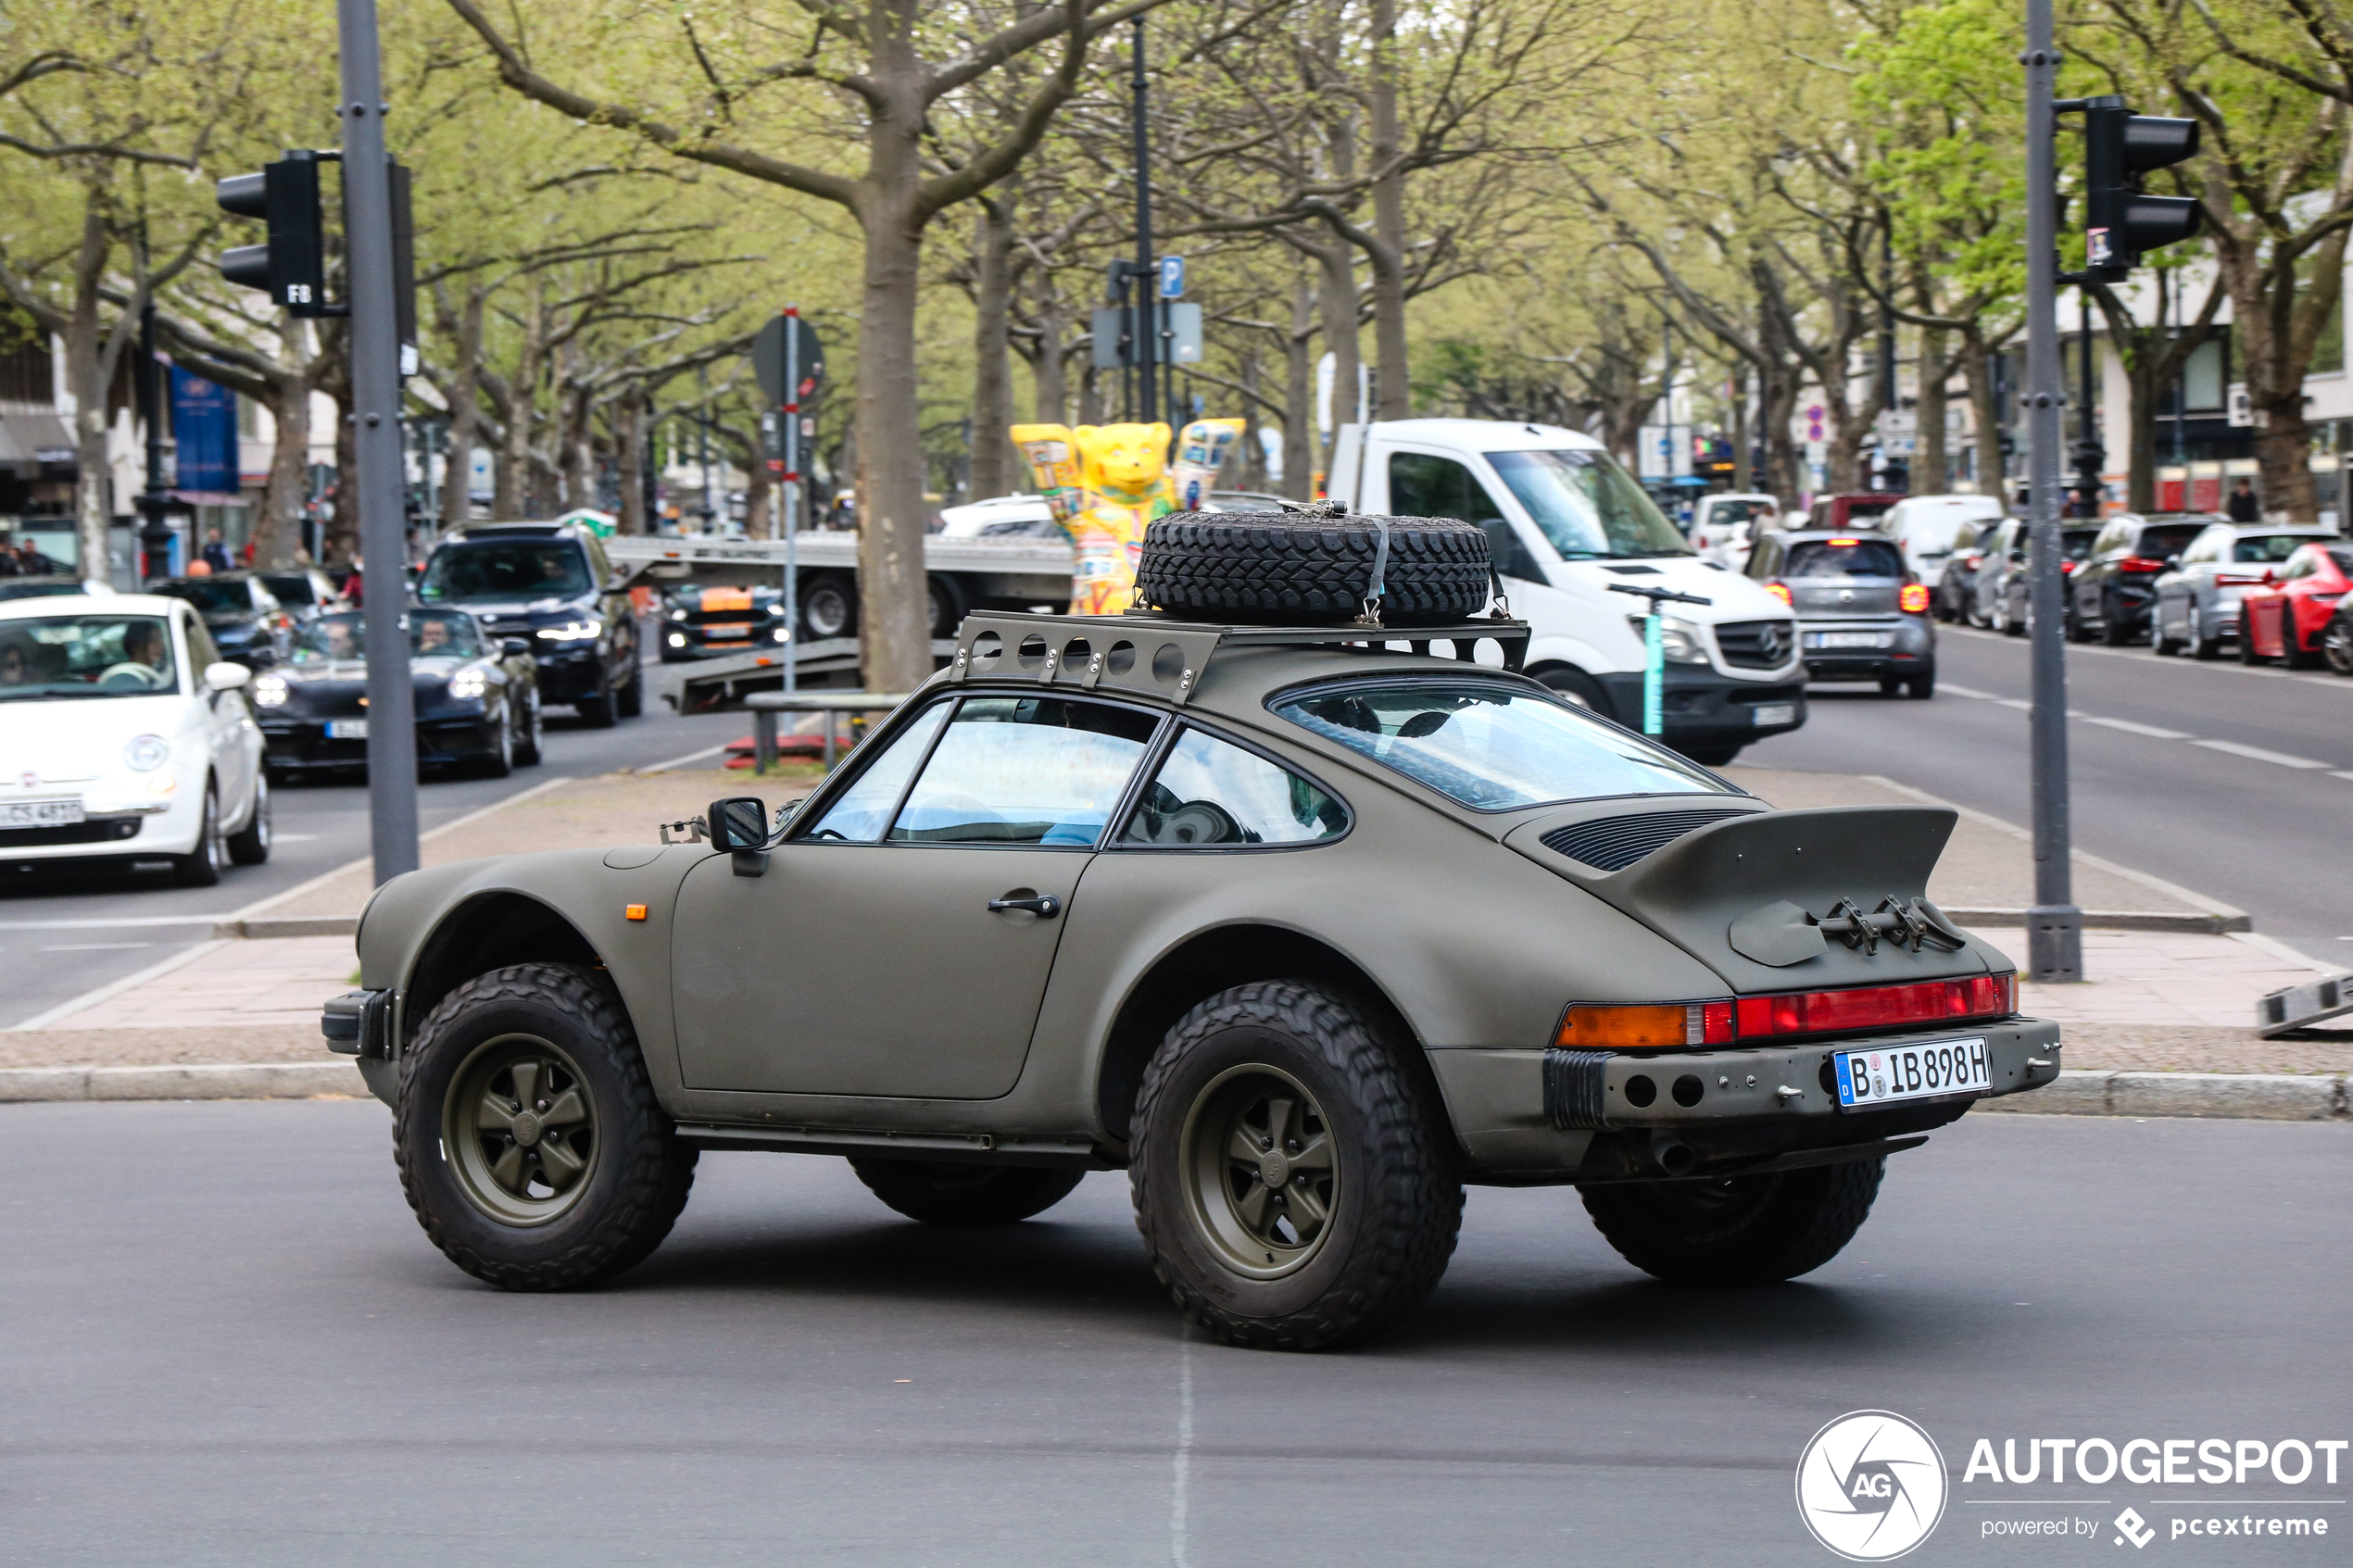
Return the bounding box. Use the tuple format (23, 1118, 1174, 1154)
(1385, 448, 1545, 586)
(669, 690, 1164, 1098)
(182, 610, 257, 814)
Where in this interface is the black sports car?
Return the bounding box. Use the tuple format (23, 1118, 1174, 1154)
(252, 609, 543, 777)
(658, 583, 795, 661)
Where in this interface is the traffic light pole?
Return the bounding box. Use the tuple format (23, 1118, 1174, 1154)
(783, 303, 800, 696)
(337, 0, 418, 883)
(2021, 0, 2082, 982)
(1130, 18, 1156, 426)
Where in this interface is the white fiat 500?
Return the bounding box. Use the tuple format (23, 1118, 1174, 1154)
(0, 592, 270, 885)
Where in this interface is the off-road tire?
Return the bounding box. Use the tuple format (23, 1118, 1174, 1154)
(1136, 512, 1492, 627)
(1579, 1156, 1885, 1286)
(396, 962, 697, 1291)
(1130, 980, 1462, 1350)
(225, 772, 271, 865)
(848, 1158, 1085, 1226)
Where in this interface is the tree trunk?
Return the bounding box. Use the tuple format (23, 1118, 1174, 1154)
(742, 421, 774, 539)
(66, 210, 115, 581)
(1031, 297, 1067, 427)
(1316, 242, 1360, 485)
(1239, 348, 1267, 492)
(1917, 326, 1949, 496)
(1285, 277, 1316, 502)
(321, 329, 360, 568)
(1077, 361, 1101, 424)
(616, 386, 648, 535)
(969, 198, 1016, 499)
(1961, 341, 2003, 497)
(495, 283, 541, 521)
(253, 362, 311, 569)
(442, 287, 483, 530)
(1758, 360, 1802, 507)
(1365, 0, 1410, 420)
(1730, 370, 1752, 493)
(854, 192, 936, 693)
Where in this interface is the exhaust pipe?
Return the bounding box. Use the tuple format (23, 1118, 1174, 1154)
(1648, 1133, 1696, 1178)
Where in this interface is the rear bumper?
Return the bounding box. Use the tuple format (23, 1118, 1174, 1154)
(1797, 616, 1934, 680)
(1592, 667, 1806, 746)
(1434, 1016, 2060, 1180)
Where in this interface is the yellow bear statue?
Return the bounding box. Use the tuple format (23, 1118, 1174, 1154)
(1009, 418, 1245, 615)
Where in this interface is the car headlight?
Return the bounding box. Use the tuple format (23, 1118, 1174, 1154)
(536, 620, 602, 641)
(448, 667, 488, 701)
(1628, 616, 1711, 664)
(252, 674, 289, 708)
(669, 608, 688, 621)
(123, 734, 170, 771)
(667, 632, 687, 647)
(767, 603, 786, 617)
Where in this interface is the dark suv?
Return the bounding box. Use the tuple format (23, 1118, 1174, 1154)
(149, 571, 292, 669)
(1746, 530, 1935, 697)
(417, 523, 641, 725)
(2067, 513, 2216, 646)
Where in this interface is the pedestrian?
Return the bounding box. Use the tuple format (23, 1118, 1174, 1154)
(201, 528, 233, 573)
(0, 540, 18, 578)
(2226, 476, 2260, 522)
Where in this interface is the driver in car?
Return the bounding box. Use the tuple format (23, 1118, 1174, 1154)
(0, 641, 27, 686)
(416, 617, 452, 655)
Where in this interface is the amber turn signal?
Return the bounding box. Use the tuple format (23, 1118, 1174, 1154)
(624, 903, 648, 922)
(1556, 1001, 1735, 1049)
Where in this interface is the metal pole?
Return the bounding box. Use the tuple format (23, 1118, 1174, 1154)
(338, 0, 418, 884)
(136, 278, 173, 584)
(2075, 288, 2104, 511)
(1131, 19, 1156, 426)
(2022, 0, 2080, 981)
(783, 304, 799, 696)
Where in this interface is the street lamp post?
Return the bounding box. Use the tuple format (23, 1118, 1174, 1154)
(1130, 18, 1156, 427)
(2021, 0, 2082, 982)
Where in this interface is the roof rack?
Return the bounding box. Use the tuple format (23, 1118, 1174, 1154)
(944, 610, 1529, 706)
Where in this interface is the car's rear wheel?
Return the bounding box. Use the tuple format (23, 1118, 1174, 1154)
(1579, 1157, 1886, 1286)
(2239, 611, 2267, 663)
(2282, 608, 2323, 669)
(2191, 606, 2221, 660)
(478, 711, 514, 778)
(576, 672, 617, 728)
(172, 781, 224, 887)
(800, 575, 856, 641)
(396, 963, 697, 1291)
(615, 655, 644, 717)
(2323, 615, 2353, 676)
(2100, 593, 2133, 646)
(1903, 670, 1934, 699)
(514, 692, 544, 766)
(226, 771, 271, 865)
(848, 1158, 1085, 1226)
(1130, 981, 1462, 1350)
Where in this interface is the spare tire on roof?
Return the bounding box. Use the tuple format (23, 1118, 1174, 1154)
(1135, 510, 1493, 626)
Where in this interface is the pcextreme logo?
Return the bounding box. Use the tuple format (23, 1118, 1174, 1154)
(1796, 1410, 1951, 1562)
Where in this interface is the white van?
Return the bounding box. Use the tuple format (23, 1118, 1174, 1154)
(1881, 494, 2005, 584)
(1328, 420, 1805, 765)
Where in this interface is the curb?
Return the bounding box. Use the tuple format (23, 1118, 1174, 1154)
(1975, 1070, 2348, 1121)
(1944, 908, 2252, 935)
(210, 916, 360, 940)
(0, 1061, 366, 1102)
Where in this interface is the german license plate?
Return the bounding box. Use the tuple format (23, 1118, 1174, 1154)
(701, 622, 751, 637)
(1833, 1037, 1991, 1109)
(1810, 631, 1887, 648)
(1751, 703, 1797, 726)
(2, 797, 83, 828)
(328, 719, 370, 739)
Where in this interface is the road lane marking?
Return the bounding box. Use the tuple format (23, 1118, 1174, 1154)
(0, 915, 237, 931)
(2083, 716, 2191, 739)
(635, 741, 733, 773)
(40, 943, 153, 952)
(2190, 739, 2330, 769)
(2334, 771, 2353, 782)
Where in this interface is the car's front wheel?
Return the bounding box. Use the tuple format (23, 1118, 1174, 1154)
(848, 1158, 1084, 1226)
(396, 963, 697, 1291)
(1130, 981, 1462, 1351)
(2323, 615, 2353, 677)
(1579, 1157, 1885, 1286)
(226, 771, 271, 865)
(172, 780, 224, 887)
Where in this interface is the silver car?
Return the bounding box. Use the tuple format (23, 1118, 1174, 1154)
(2151, 522, 2336, 659)
(1969, 519, 2099, 634)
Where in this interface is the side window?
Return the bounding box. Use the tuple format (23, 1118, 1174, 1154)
(1390, 451, 1541, 581)
(580, 533, 612, 591)
(800, 699, 952, 842)
(1121, 728, 1347, 847)
(888, 696, 1159, 847)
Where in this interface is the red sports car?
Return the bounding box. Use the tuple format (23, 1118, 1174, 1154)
(2239, 542, 2353, 668)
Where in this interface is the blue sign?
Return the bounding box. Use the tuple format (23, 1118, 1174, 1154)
(1158, 255, 1186, 299)
(169, 368, 238, 494)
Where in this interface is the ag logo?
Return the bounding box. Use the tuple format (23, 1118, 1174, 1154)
(1795, 1410, 1948, 1561)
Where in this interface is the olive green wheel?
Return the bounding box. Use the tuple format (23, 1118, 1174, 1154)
(396, 963, 696, 1290)
(1579, 1157, 1885, 1286)
(848, 1158, 1084, 1226)
(1130, 981, 1462, 1351)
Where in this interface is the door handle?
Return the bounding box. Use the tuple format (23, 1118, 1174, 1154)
(987, 893, 1062, 919)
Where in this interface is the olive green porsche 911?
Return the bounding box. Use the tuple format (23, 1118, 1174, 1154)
(328, 594, 2057, 1350)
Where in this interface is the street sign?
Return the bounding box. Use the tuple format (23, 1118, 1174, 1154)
(1158, 255, 1186, 299)
(1166, 302, 1202, 362)
(753, 314, 825, 404)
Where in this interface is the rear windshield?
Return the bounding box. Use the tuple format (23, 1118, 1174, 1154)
(1786, 539, 1906, 578)
(156, 579, 260, 616)
(1899, 506, 1999, 554)
(420, 542, 592, 602)
(2135, 523, 2207, 558)
(260, 573, 318, 606)
(0, 613, 179, 700)
(2234, 533, 2321, 563)
(1272, 680, 1729, 811)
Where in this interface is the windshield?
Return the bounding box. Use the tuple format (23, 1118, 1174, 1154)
(296, 610, 484, 662)
(1901, 506, 1998, 554)
(157, 579, 262, 617)
(1788, 539, 1906, 578)
(0, 613, 179, 700)
(1273, 680, 1728, 811)
(2235, 533, 2322, 563)
(1485, 448, 1691, 560)
(259, 573, 318, 606)
(420, 542, 591, 603)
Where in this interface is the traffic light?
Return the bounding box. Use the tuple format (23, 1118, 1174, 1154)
(2081, 96, 2200, 281)
(216, 151, 331, 315)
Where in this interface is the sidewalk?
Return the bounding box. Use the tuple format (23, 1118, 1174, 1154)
(0, 761, 2342, 1101)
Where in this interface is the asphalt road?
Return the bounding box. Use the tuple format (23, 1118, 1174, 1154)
(0, 635, 744, 1028)
(0, 1101, 2342, 1566)
(1747, 623, 2353, 967)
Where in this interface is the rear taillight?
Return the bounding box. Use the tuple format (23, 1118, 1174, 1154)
(2117, 556, 2168, 574)
(1734, 974, 2015, 1039)
(1557, 1002, 1736, 1049)
(1765, 581, 1793, 606)
(2215, 572, 2268, 586)
(1899, 584, 1931, 613)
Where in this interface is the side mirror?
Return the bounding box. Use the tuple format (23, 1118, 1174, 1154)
(708, 796, 771, 876)
(500, 637, 532, 658)
(204, 661, 251, 692)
